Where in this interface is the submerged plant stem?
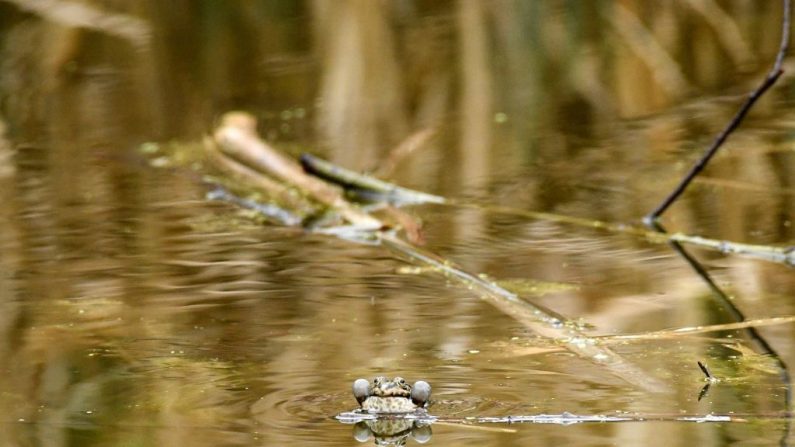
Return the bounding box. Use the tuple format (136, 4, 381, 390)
(379, 232, 669, 393)
(596, 315, 795, 341)
(452, 201, 795, 266)
(290, 152, 795, 266)
(206, 183, 669, 392)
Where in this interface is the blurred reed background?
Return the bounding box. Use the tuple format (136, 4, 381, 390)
(0, 1, 786, 156)
(0, 1, 791, 223)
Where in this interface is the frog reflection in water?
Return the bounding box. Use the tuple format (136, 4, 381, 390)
(350, 376, 433, 444)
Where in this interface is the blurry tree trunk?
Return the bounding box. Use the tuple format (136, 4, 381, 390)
(312, 0, 408, 169)
(457, 0, 493, 185)
(450, 0, 494, 334)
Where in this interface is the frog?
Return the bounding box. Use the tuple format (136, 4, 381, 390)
(349, 376, 433, 442)
(353, 376, 432, 413)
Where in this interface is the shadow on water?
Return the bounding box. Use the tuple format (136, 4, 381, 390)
(654, 219, 792, 446)
(1, 1, 795, 446)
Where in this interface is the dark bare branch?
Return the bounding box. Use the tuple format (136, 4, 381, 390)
(645, 0, 791, 224)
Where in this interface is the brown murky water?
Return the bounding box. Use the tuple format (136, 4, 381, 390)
(1, 1, 794, 446)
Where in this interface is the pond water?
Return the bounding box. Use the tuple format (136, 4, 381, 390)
(1, 1, 794, 446)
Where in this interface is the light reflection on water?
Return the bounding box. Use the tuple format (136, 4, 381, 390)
(1, 1, 795, 446)
(1, 144, 793, 445)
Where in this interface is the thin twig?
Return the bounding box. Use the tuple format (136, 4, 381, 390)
(379, 232, 669, 393)
(206, 186, 302, 226)
(208, 183, 670, 393)
(651, 202, 792, 442)
(213, 112, 382, 229)
(372, 127, 436, 178)
(300, 153, 445, 205)
(300, 155, 795, 266)
(697, 383, 711, 402)
(204, 138, 319, 217)
(644, 0, 791, 223)
(654, 220, 789, 350)
(596, 315, 795, 341)
(697, 361, 714, 380)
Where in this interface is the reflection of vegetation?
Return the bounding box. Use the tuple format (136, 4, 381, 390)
(204, 110, 790, 399)
(495, 278, 579, 296)
(0, 1, 794, 445)
(2, 0, 150, 49)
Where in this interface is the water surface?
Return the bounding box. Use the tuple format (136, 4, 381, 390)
(1, 1, 794, 446)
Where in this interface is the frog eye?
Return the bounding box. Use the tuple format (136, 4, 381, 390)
(394, 377, 406, 385)
(411, 380, 432, 407)
(353, 378, 370, 405)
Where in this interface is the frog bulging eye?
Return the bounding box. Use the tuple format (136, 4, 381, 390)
(411, 380, 432, 407)
(353, 378, 370, 405)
